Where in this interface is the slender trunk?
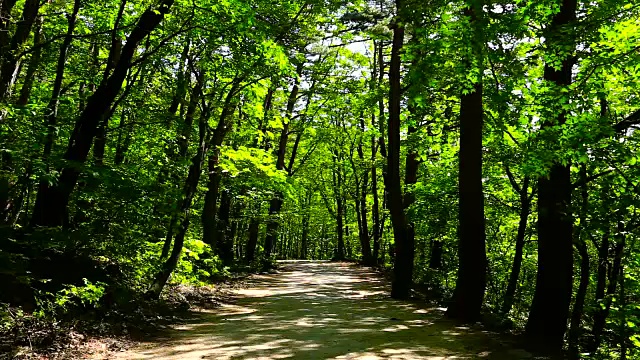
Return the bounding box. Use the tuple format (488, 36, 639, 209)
(403, 120, 419, 277)
(336, 195, 345, 259)
(0, 0, 40, 100)
(591, 228, 610, 350)
(0, 0, 18, 54)
(356, 117, 373, 265)
(41, 0, 80, 159)
(501, 176, 531, 315)
(618, 262, 627, 360)
(371, 137, 381, 264)
(301, 211, 309, 259)
(264, 66, 302, 257)
(147, 104, 209, 299)
(568, 237, 589, 358)
(16, 15, 42, 106)
(429, 239, 443, 269)
(93, 0, 126, 165)
(114, 107, 128, 165)
(202, 152, 222, 247)
(264, 197, 282, 257)
(161, 77, 202, 244)
(201, 78, 241, 247)
(592, 225, 625, 352)
(568, 165, 590, 357)
(168, 42, 190, 116)
(216, 189, 233, 265)
(30, 0, 174, 228)
(246, 215, 260, 262)
(525, 0, 577, 351)
(370, 40, 382, 265)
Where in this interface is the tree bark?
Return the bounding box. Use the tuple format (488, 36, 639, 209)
(202, 152, 222, 247)
(357, 117, 373, 265)
(200, 78, 241, 248)
(447, 3, 487, 322)
(429, 239, 443, 269)
(16, 15, 42, 106)
(525, 0, 577, 351)
(501, 176, 531, 315)
(592, 224, 625, 352)
(388, 0, 411, 299)
(41, 0, 81, 159)
(216, 189, 233, 265)
(246, 214, 260, 262)
(147, 105, 209, 299)
(447, 79, 486, 322)
(0, 0, 40, 101)
(568, 165, 590, 357)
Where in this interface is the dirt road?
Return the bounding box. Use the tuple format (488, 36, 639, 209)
(114, 261, 533, 359)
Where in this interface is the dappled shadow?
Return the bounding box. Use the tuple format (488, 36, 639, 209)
(115, 261, 534, 359)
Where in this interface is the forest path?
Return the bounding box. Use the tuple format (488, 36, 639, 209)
(113, 261, 533, 360)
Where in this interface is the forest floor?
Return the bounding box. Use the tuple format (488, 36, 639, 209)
(106, 261, 539, 360)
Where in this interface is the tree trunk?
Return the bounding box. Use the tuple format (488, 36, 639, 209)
(592, 224, 625, 352)
(16, 15, 42, 106)
(568, 237, 589, 358)
(41, 0, 81, 160)
(501, 176, 531, 315)
(448, 79, 486, 322)
(0, 0, 40, 101)
(202, 152, 222, 247)
(263, 66, 302, 257)
(246, 215, 260, 262)
(336, 194, 345, 259)
(301, 212, 309, 259)
(372, 38, 385, 266)
(147, 103, 209, 299)
(216, 189, 233, 265)
(0, 0, 18, 55)
(264, 197, 282, 258)
(525, 0, 577, 351)
(357, 117, 373, 265)
(429, 239, 443, 269)
(30, 0, 174, 228)
(568, 165, 590, 357)
(591, 227, 610, 350)
(201, 78, 241, 247)
(402, 120, 419, 278)
(388, 4, 411, 299)
(300, 191, 311, 259)
(371, 137, 381, 264)
(447, 2, 486, 322)
(114, 107, 129, 165)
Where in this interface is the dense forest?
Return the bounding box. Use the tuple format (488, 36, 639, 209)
(1, 0, 640, 358)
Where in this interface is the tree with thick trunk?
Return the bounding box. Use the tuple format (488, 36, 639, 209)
(30, 0, 174, 228)
(525, 0, 577, 351)
(388, 0, 412, 299)
(447, 2, 487, 322)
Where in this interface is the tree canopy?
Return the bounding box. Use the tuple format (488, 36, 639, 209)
(2, 0, 640, 357)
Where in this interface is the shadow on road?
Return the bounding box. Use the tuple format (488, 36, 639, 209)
(116, 261, 533, 359)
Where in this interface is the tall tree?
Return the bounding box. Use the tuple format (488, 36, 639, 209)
(525, 0, 577, 351)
